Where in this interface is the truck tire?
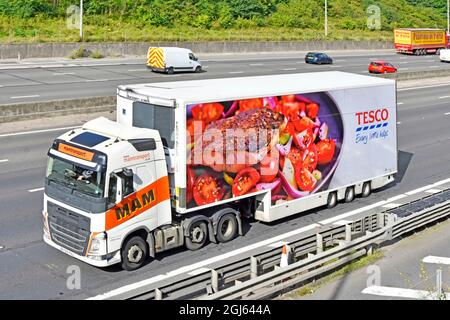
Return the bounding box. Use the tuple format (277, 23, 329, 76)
(345, 187, 355, 203)
(195, 66, 202, 73)
(216, 214, 238, 243)
(185, 220, 209, 251)
(327, 192, 338, 209)
(167, 67, 174, 75)
(121, 236, 148, 271)
(361, 182, 372, 198)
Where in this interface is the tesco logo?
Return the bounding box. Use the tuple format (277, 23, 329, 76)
(355, 108, 389, 125)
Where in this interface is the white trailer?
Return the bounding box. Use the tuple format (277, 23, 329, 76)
(43, 72, 397, 270)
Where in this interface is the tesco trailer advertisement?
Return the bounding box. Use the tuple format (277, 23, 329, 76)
(185, 86, 396, 210)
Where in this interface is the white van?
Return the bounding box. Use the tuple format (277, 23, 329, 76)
(147, 47, 202, 74)
(439, 49, 450, 62)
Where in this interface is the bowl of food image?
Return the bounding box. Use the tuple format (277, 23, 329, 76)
(185, 93, 343, 208)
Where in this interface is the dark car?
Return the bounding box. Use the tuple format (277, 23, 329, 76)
(305, 52, 333, 65)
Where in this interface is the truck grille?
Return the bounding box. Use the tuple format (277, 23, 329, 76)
(47, 202, 91, 255)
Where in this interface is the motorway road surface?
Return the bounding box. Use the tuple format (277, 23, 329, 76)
(0, 80, 450, 299)
(1, 50, 450, 104)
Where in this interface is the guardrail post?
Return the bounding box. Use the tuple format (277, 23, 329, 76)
(155, 288, 163, 300)
(436, 269, 443, 299)
(316, 233, 323, 254)
(345, 224, 352, 242)
(250, 256, 258, 279)
(211, 270, 219, 293)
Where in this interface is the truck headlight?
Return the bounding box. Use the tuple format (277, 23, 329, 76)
(87, 232, 107, 256)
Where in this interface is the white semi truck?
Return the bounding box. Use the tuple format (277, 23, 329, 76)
(43, 72, 397, 270)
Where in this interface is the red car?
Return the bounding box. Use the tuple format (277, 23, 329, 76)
(368, 61, 397, 74)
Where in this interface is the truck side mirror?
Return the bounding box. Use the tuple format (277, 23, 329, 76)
(115, 176, 123, 204)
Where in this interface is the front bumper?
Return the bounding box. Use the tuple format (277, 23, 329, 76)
(44, 235, 121, 268)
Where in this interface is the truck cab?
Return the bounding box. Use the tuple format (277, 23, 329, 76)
(43, 117, 172, 270)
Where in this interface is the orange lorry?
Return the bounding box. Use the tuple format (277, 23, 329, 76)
(394, 28, 450, 55)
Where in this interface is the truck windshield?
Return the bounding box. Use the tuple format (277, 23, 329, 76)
(133, 101, 175, 148)
(46, 156, 105, 198)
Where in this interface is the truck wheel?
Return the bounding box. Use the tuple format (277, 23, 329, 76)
(167, 67, 174, 75)
(327, 192, 338, 209)
(361, 182, 372, 198)
(185, 220, 209, 251)
(195, 66, 202, 73)
(121, 236, 148, 271)
(345, 187, 355, 203)
(216, 214, 238, 243)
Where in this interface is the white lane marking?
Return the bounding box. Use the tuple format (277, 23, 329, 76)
(330, 65, 343, 68)
(10, 95, 40, 99)
(87, 223, 320, 300)
(249, 63, 263, 66)
(0, 159, 8, 163)
(429, 66, 439, 68)
(229, 71, 244, 74)
(422, 256, 450, 265)
(28, 187, 44, 193)
(89, 176, 450, 300)
(0, 126, 79, 138)
(334, 59, 346, 62)
(187, 268, 211, 276)
(127, 69, 146, 72)
(405, 185, 436, 195)
(382, 203, 401, 209)
(400, 68, 409, 70)
(445, 112, 450, 115)
(267, 241, 289, 248)
(397, 121, 402, 125)
(53, 72, 75, 75)
(438, 96, 450, 99)
(333, 220, 353, 226)
(85, 79, 109, 82)
(399, 62, 409, 64)
(425, 188, 442, 194)
(397, 102, 404, 105)
(319, 200, 388, 225)
(398, 83, 450, 91)
(281, 68, 297, 71)
(362, 285, 444, 300)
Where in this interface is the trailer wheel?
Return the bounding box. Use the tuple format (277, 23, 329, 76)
(361, 182, 372, 198)
(167, 67, 174, 75)
(185, 220, 209, 251)
(216, 214, 238, 243)
(344, 187, 355, 203)
(327, 192, 338, 209)
(121, 236, 148, 271)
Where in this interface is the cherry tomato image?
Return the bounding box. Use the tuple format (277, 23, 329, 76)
(294, 116, 315, 133)
(191, 103, 224, 124)
(293, 128, 314, 150)
(316, 139, 336, 165)
(281, 102, 305, 121)
(232, 167, 260, 197)
(302, 143, 318, 172)
(259, 154, 279, 183)
(187, 119, 205, 142)
(238, 98, 264, 111)
(280, 146, 303, 169)
(306, 103, 319, 119)
(186, 167, 195, 204)
(281, 95, 296, 103)
(193, 174, 224, 206)
(295, 164, 317, 192)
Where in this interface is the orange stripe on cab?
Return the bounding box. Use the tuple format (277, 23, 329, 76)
(105, 176, 170, 231)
